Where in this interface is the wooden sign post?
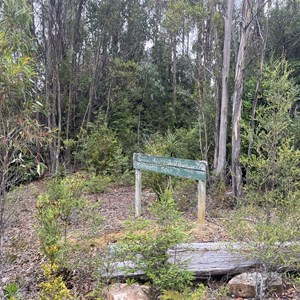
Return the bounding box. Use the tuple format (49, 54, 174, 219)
(133, 153, 207, 224)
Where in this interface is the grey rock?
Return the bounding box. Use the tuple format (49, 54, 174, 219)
(227, 272, 282, 298)
(107, 283, 150, 300)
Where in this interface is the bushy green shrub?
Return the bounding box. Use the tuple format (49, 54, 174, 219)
(243, 58, 300, 207)
(84, 174, 111, 194)
(161, 284, 207, 300)
(173, 127, 202, 160)
(143, 129, 202, 196)
(47, 176, 86, 242)
(227, 59, 300, 299)
(38, 261, 72, 300)
(226, 204, 300, 300)
(227, 205, 300, 266)
(116, 187, 194, 292)
(143, 131, 178, 195)
(77, 120, 128, 177)
(144, 128, 201, 160)
(37, 174, 87, 259)
(172, 180, 197, 212)
(3, 282, 21, 300)
(36, 193, 62, 258)
(36, 175, 105, 299)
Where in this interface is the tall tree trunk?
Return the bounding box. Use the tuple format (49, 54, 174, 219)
(66, 0, 86, 140)
(212, 2, 223, 171)
(44, 4, 56, 174)
(172, 34, 177, 105)
(42, 0, 65, 174)
(55, 59, 62, 174)
(231, 0, 253, 197)
(213, 76, 222, 169)
(215, 0, 234, 178)
(65, 0, 86, 168)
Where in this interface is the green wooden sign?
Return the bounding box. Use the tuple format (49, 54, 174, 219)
(133, 153, 207, 224)
(133, 153, 206, 181)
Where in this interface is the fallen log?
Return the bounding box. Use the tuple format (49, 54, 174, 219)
(100, 242, 258, 278)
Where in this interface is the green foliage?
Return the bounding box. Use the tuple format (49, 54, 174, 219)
(84, 174, 112, 194)
(125, 278, 137, 286)
(243, 58, 300, 207)
(143, 128, 201, 195)
(173, 127, 202, 160)
(145, 127, 201, 160)
(161, 284, 207, 300)
(36, 173, 104, 278)
(291, 114, 300, 150)
(36, 193, 62, 258)
(108, 58, 143, 157)
(0, 0, 44, 182)
(143, 132, 178, 195)
(77, 120, 128, 177)
(47, 176, 86, 242)
(228, 58, 300, 287)
(3, 283, 21, 300)
(173, 180, 197, 212)
(269, 2, 300, 61)
(227, 205, 300, 270)
(163, 0, 194, 38)
(36, 174, 87, 259)
(38, 262, 72, 300)
(215, 285, 230, 299)
(117, 187, 194, 292)
(286, 273, 300, 287)
(244, 141, 300, 206)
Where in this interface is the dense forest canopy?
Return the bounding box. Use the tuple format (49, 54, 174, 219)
(0, 0, 299, 195)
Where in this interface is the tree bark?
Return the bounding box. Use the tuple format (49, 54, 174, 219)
(172, 34, 177, 105)
(65, 0, 86, 168)
(215, 0, 234, 178)
(231, 0, 253, 197)
(66, 0, 86, 140)
(42, 0, 65, 174)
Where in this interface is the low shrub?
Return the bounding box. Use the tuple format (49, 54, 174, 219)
(36, 174, 103, 263)
(76, 120, 128, 178)
(3, 282, 21, 300)
(116, 187, 194, 293)
(161, 284, 207, 300)
(38, 261, 72, 300)
(84, 174, 112, 194)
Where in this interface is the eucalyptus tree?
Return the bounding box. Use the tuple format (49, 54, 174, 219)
(215, 0, 234, 177)
(192, 0, 224, 164)
(38, 0, 66, 174)
(269, 0, 300, 61)
(0, 0, 45, 271)
(231, 0, 258, 197)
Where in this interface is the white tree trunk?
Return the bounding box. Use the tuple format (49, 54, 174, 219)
(231, 0, 253, 197)
(215, 0, 234, 178)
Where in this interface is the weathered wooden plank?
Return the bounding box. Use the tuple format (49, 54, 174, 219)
(197, 181, 206, 224)
(132, 153, 207, 222)
(168, 243, 257, 276)
(133, 161, 206, 181)
(134, 153, 206, 172)
(100, 242, 258, 278)
(135, 169, 142, 217)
